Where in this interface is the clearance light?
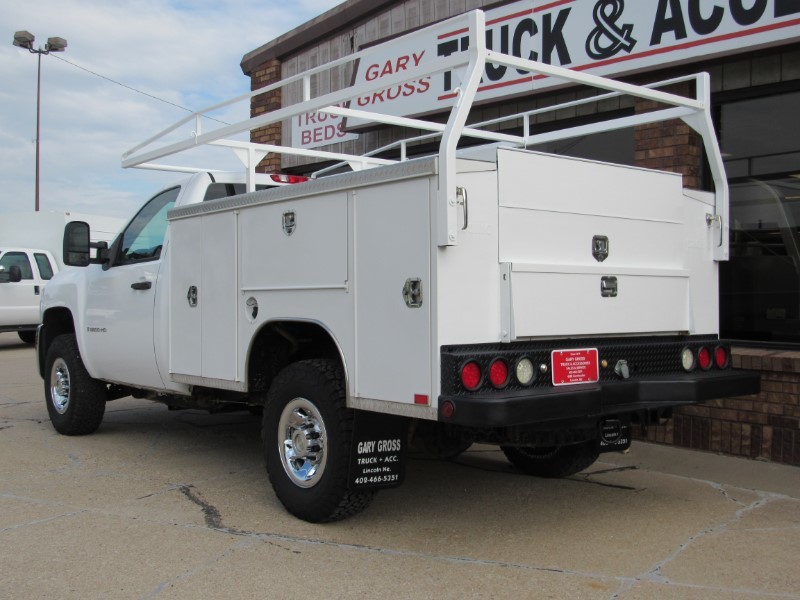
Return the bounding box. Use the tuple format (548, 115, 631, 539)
(681, 348, 695, 372)
(489, 359, 509, 389)
(271, 174, 309, 184)
(516, 358, 535, 386)
(714, 346, 730, 369)
(461, 361, 481, 391)
(441, 400, 455, 418)
(697, 347, 712, 371)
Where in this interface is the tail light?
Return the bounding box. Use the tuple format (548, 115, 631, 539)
(697, 346, 712, 370)
(489, 359, 509, 389)
(270, 174, 309, 184)
(714, 346, 730, 369)
(460, 361, 481, 391)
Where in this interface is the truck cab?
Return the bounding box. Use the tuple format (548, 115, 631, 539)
(38, 170, 305, 390)
(0, 248, 58, 343)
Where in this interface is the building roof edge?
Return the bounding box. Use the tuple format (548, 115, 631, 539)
(240, 0, 397, 75)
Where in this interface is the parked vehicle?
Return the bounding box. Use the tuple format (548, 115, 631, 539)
(0, 212, 123, 343)
(0, 248, 57, 343)
(0, 211, 123, 269)
(36, 11, 759, 523)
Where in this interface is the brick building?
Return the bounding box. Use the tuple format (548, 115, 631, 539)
(241, 0, 800, 465)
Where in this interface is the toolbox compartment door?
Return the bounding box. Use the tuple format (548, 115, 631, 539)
(498, 148, 691, 338)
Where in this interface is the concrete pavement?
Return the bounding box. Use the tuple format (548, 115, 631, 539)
(1, 332, 798, 599)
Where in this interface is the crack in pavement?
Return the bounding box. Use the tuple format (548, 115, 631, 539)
(145, 537, 260, 600)
(169, 484, 632, 588)
(179, 485, 223, 529)
(609, 490, 798, 599)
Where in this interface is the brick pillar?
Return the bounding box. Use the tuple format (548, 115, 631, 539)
(634, 83, 703, 189)
(250, 58, 282, 173)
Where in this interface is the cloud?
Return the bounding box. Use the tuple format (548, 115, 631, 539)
(0, 0, 343, 220)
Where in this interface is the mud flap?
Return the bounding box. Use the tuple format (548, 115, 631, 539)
(348, 410, 409, 490)
(598, 418, 632, 453)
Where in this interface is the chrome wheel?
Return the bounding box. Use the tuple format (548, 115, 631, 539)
(278, 397, 327, 488)
(50, 358, 71, 415)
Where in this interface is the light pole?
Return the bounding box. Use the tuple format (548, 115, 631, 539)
(13, 31, 67, 212)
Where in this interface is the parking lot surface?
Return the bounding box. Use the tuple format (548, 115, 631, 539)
(1, 332, 799, 599)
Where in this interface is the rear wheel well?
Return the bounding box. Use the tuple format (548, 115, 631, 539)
(248, 321, 344, 406)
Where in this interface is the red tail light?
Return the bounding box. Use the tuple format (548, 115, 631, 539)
(270, 174, 309, 184)
(714, 346, 729, 369)
(489, 359, 510, 388)
(697, 346, 712, 370)
(461, 361, 481, 391)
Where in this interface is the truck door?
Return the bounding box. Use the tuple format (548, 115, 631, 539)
(0, 250, 40, 327)
(81, 187, 179, 388)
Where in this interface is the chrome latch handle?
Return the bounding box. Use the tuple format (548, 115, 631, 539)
(706, 213, 723, 248)
(456, 186, 468, 230)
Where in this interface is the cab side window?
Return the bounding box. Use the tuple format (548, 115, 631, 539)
(0, 252, 33, 282)
(34, 253, 54, 280)
(118, 187, 180, 264)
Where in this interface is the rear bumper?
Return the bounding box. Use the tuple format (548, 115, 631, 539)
(438, 370, 761, 428)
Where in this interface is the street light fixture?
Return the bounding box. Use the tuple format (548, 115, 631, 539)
(13, 30, 68, 212)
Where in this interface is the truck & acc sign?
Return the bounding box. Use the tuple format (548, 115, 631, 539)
(331, 0, 800, 130)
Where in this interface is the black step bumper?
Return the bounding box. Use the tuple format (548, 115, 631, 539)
(438, 370, 761, 428)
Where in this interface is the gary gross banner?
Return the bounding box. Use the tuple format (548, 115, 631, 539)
(293, 0, 800, 147)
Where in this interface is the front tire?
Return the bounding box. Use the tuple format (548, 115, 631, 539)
(262, 359, 375, 523)
(44, 334, 106, 435)
(501, 441, 599, 478)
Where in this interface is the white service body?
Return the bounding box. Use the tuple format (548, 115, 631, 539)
(157, 148, 718, 418)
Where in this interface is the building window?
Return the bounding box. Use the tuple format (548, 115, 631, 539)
(720, 90, 800, 344)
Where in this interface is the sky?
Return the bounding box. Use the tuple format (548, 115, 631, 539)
(0, 0, 343, 220)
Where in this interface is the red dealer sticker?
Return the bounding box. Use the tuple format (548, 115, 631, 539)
(551, 348, 600, 386)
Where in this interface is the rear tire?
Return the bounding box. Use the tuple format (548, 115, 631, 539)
(44, 334, 106, 435)
(501, 441, 599, 478)
(262, 359, 375, 523)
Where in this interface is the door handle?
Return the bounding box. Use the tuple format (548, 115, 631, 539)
(131, 281, 152, 290)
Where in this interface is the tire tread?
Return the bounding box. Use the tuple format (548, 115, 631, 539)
(45, 334, 106, 435)
(263, 359, 375, 523)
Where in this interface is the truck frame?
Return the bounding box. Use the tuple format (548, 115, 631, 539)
(38, 11, 759, 523)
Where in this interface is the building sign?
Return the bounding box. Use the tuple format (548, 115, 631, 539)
(344, 0, 800, 126)
(291, 103, 358, 149)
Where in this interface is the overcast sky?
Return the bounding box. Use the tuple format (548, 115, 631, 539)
(0, 0, 343, 220)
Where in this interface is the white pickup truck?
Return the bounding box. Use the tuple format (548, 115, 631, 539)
(1, 212, 123, 343)
(0, 248, 58, 343)
(37, 12, 759, 523)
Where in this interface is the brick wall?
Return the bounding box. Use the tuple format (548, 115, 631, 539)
(250, 58, 282, 173)
(636, 349, 800, 467)
(633, 82, 703, 190)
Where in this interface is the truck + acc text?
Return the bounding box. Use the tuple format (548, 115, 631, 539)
(36, 11, 760, 523)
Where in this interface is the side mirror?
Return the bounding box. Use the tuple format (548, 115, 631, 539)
(0, 265, 22, 283)
(64, 221, 91, 267)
